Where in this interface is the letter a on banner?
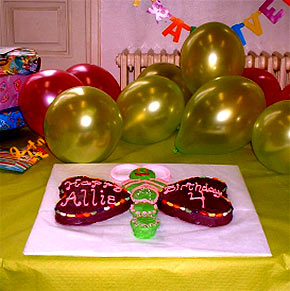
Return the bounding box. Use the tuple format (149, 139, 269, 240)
(162, 17, 191, 42)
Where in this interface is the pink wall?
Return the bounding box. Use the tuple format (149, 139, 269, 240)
(100, 0, 290, 82)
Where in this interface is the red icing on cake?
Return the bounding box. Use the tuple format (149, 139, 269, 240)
(55, 176, 131, 225)
(158, 177, 233, 227)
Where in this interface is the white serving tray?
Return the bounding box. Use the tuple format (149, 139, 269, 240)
(23, 163, 271, 257)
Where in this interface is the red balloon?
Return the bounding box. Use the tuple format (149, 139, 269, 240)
(281, 84, 290, 101)
(66, 64, 121, 101)
(19, 69, 82, 137)
(242, 68, 282, 106)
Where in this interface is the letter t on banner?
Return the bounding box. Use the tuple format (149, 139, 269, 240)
(259, 0, 285, 24)
(162, 17, 191, 42)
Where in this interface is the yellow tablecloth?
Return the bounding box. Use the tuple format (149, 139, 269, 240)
(1, 127, 289, 290)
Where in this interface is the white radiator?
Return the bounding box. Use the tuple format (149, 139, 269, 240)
(116, 50, 290, 90)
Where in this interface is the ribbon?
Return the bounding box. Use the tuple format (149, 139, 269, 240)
(10, 138, 48, 160)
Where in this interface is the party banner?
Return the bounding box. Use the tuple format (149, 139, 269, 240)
(134, 0, 289, 44)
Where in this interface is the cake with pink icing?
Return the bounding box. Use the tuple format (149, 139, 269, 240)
(158, 176, 233, 227)
(54, 166, 234, 232)
(55, 176, 131, 225)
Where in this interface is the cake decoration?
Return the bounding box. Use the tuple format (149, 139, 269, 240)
(110, 163, 171, 183)
(55, 176, 131, 225)
(121, 167, 167, 239)
(130, 203, 158, 217)
(158, 177, 233, 227)
(130, 216, 160, 239)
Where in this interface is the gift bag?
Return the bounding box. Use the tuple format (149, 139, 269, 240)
(0, 106, 26, 131)
(0, 74, 31, 111)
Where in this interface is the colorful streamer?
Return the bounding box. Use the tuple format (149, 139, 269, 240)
(0, 138, 48, 173)
(137, 0, 289, 45)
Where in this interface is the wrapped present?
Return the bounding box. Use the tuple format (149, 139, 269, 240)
(0, 106, 26, 131)
(0, 47, 41, 76)
(0, 74, 30, 111)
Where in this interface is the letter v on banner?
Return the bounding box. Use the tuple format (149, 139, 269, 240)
(162, 16, 191, 42)
(243, 11, 263, 36)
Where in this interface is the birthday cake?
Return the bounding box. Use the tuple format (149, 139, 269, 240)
(55, 176, 131, 225)
(54, 166, 234, 233)
(158, 176, 233, 227)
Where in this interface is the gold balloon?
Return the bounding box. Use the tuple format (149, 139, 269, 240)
(181, 22, 245, 93)
(138, 63, 193, 103)
(117, 75, 185, 144)
(252, 101, 290, 174)
(44, 86, 123, 163)
(175, 76, 266, 154)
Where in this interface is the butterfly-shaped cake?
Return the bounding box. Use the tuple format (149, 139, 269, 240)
(54, 165, 234, 239)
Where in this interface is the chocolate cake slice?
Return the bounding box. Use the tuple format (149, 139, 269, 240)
(158, 177, 233, 227)
(55, 176, 131, 225)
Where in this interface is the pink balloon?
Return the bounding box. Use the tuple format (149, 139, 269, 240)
(67, 64, 121, 101)
(19, 70, 82, 137)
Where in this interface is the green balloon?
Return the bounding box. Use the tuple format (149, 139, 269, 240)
(138, 63, 193, 103)
(44, 86, 123, 163)
(252, 101, 290, 174)
(181, 22, 245, 93)
(117, 75, 185, 144)
(175, 76, 266, 154)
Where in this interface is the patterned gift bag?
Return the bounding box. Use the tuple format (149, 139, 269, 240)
(0, 74, 31, 111)
(0, 106, 26, 131)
